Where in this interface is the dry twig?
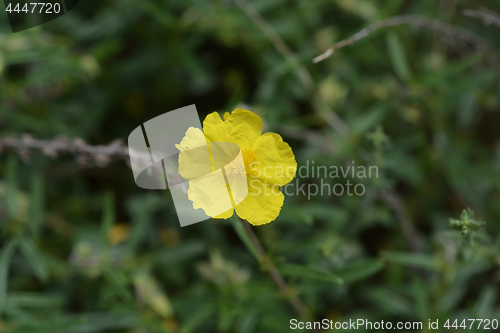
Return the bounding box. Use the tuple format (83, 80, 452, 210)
(313, 14, 493, 63)
(239, 218, 311, 320)
(379, 189, 422, 252)
(463, 7, 500, 29)
(0, 134, 129, 167)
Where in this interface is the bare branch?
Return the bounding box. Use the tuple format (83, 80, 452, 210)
(238, 218, 311, 320)
(0, 135, 129, 167)
(463, 7, 500, 29)
(313, 15, 493, 63)
(379, 189, 423, 252)
(0, 134, 132, 175)
(0, 136, 177, 195)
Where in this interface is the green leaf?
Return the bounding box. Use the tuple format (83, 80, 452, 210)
(140, 1, 176, 29)
(133, 271, 173, 318)
(229, 217, 260, 261)
(386, 31, 411, 82)
(278, 263, 343, 285)
(155, 241, 205, 266)
(18, 236, 48, 282)
(100, 191, 115, 250)
(438, 260, 491, 311)
(0, 239, 18, 314)
(3, 305, 38, 324)
(381, 251, 439, 271)
(180, 304, 214, 333)
(351, 105, 388, 135)
(7, 292, 63, 308)
(280, 205, 314, 225)
(335, 259, 384, 284)
(237, 313, 258, 333)
(5, 155, 19, 218)
(457, 93, 477, 129)
(369, 288, 413, 316)
(411, 276, 429, 321)
(127, 194, 163, 250)
(28, 172, 44, 238)
(474, 284, 497, 318)
(9, 312, 138, 333)
(102, 267, 134, 306)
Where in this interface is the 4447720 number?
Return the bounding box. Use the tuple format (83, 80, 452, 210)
(5, 2, 62, 14)
(444, 318, 498, 330)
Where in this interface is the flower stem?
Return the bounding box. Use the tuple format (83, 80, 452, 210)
(239, 218, 311, 320)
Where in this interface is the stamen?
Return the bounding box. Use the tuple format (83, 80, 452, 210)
(232, 148, 258, 176)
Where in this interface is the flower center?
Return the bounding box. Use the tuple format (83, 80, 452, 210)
(230, 148, 257, 176)
(242, 148, 258, 174)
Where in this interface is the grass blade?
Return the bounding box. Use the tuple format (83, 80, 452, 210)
(278, 263, 343, 285)
(335, 259, 385, 284)
(18, 236, 48, 282)
(386, 31, 411, 82)
(229, 218, 260, 261)
(29, 172, 44, 238)
(0, 239, 18, 314)
(381, 251, 439, 271)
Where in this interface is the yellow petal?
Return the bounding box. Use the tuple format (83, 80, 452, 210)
(177, 127, 213, 180)
(252, 132, 296, 186)
(203, 112, 230, 143)
(177, 145, 213, 180)
(187, 170, 235, 218)
(235, 179, 284, 226)
(209, 142, 240, 171)
(225, 108, 263, 150)
(175, 127, 206, 152)
(213, 206, 234, 219)
(203, 109, 262, 150)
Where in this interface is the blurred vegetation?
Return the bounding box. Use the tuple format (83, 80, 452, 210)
(1, 0, 500, 332)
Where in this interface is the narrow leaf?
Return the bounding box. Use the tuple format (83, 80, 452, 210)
(230, 218, 260, 261)
(237, 313, 258, 333)
(7, 292, 63, 308)
(180, 304, 214, 333)
(0, 239, 18, 314)
(386, 31, 411, 82)
(278, 263, 343, 285)
(474, 284, 497, 318)
(335, 259, 384, 284)
(5, 155, 18, 218)
(101, 191, 115, 249)
(381, 251, 439, 271)
(29, 172, 44, 238)
(412, 276, 429, 321)
(369, 288, 413, 316)
(18, 236, 48, 282)
(102, 267, 134, 305)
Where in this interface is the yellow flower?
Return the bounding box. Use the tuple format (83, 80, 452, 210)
(176, 108, 296, 226)
(108, 224, 131, 245)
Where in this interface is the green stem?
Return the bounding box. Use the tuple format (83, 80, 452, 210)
(238, 218, 311, 320)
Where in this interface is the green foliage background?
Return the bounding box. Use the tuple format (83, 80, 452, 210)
(1, 0, 500, 332)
